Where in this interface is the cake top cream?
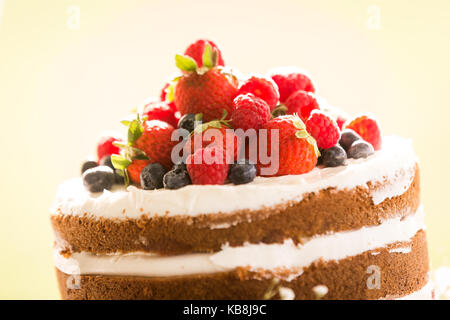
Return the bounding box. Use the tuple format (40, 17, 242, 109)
(51, 135, 417, 219)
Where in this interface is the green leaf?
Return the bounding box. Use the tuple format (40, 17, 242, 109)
(202, 43, 218, 69)
(175, 54, 198, 72)
(111, 155, 132, 170)
(128, 119, 143, 145)
(194, 113, 203, 122)
(132, 153, 149, 161)
(121, 120, 131, 127)
(295, 130, 309, 139)
(112, 141, 128, 149)
(271, 105, 287, 118)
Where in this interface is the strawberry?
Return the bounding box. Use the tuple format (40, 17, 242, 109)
(258, 115, 319, 176)
(134, 120, 177, 170)
(127, 159, 151, 185)
(186, 146, 229, 185)
(142, 101, 178, 127)
(160, 82, 177, 112)
(269, 67, 315, 102)
(173, 43, 238, 122)
(184, 39, 225, 68)
(96, 135, 121, 162)
(111, 114, 177, 186)
(184, 118, 240, 162)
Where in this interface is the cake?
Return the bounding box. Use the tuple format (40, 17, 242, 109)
(50, 39, 431, 300)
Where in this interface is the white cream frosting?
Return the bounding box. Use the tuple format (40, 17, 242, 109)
(54, 206, 424, 279)
(51, 135, 417, 219)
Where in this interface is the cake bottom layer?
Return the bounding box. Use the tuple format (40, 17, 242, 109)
(56, 230, 429, 300)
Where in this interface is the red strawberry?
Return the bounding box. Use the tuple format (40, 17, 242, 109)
(184, 120, 240, 162)
(160, 82, 177, 112)
(345, 115, 382, 150)
(284, 90, 320, 122)
(97, 135, 121, 162)
(186, 146, 229, 185)
(258, 115, 319, 176)
(127, 159, 151, 185)
(269, 67, 315, 102)
(184, 39, 225, 68)
(174, 44, 238, 122)
(305, 110, 340, 149)
(134, 120, 177, 170)
(142, 101, 178, 127)
(231, 93, 271, 131)
(238, 76, 279, 110)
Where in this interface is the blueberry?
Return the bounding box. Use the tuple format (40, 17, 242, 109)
(339, 129, 361, 152)
(228, 160, 257, 185)
(163, 167, 191, 190)
(316, 148, 324, 166)
(347, 140, 374, 159)
(82, 166, 115, 192)
(172, 162, 187, 172)
(322, 145, 347, 167)
(100, 156, 114, 170)
(81, 160, 98, 175)
(114, 172, 125, 185)
(140, 163, 166, 190)
(178, 113, 200, 133)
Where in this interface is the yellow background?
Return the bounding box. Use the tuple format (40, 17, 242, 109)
(1, 0, 449, 299)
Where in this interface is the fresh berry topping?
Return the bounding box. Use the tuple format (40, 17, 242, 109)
(184, 39, 225, 68)
(345, 115, 382, 150)
(347, 140, 374, 159)
(339, 129, 362, 152)
(96, 136, 121, 162)
(174, 68, 238, 122)
(284, 90, 320, 122)
(259, 115, 319, 176)
(228, 159, 257, 185)
(184, 119, 240, 162)
(160, 82, 178, 112)
(231, 93, 271, 131)
(238, 76, 279, 110)
(268, 67, 315, 102)
(82, 166, 115, 193)
(336, 116, 346, 130)
(186, 147, 229, 185)
(81, 160, 98, 175)
(134, 120, 177, 170)
(163, 165, 191, 189)
(178, 113, 203, 133)
(126, 159, 151, 185)
(321, 145, 347, 167)
(305, 110, 340, 149)
(140, 163, 166, 190)
(142, 101, 178, 127)
(99, 155, 114, 170)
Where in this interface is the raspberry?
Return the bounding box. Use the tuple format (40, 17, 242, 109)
(345, 115, 382, 150)
(306, 110, 340, 149)
(186, 147, 229, 185)
(231, 94, 271, 131)
(258, 115, 319, 176)
(238, 76, 279, 110)
(284, 90, 320, 122)
(269, 67, 315, 102)
(184, 39, 225, 68)
(336, 116, 346, 130)
(96, 136, 121, 162)
(142, 101, 178, 127)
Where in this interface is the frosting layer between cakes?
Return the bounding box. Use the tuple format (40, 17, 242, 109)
(51, 136, 416, 219)
(54, 206, 424, 278)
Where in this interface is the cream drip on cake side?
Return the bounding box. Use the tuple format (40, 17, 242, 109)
(54, 205, 425, 279)
(51, 135, 417, 219)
